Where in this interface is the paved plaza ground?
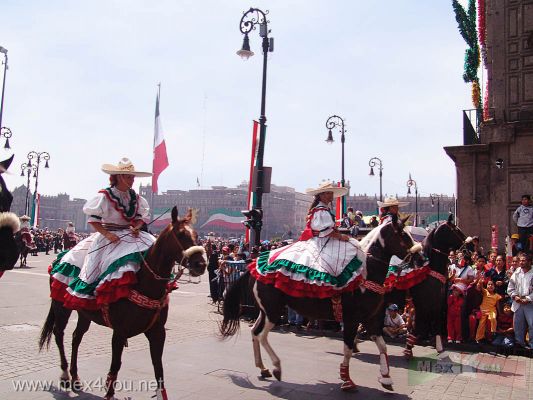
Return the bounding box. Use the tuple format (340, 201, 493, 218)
(0, 253, 532, 399)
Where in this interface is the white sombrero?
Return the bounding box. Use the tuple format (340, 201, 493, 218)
(377, 196, 409, 208)
(19, 215, 31, 221)
(101, 158, 152, 177)
(305, 181, 348, 198)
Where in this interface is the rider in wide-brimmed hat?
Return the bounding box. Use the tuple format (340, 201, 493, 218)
(50, 157, 156, 311)
(377, 196, 409, 225)
(249, 181, 367, 298)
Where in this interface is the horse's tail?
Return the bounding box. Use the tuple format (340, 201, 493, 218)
(39, 302, 56, 351)
(219, 270, 252, 338)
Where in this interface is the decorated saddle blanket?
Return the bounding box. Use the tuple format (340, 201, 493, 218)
(249, 237, 367, 298)
(383, 255, 433, 291)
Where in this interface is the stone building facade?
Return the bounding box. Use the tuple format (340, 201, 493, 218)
(10, 185, 87, 231)
(445, 0, 533, 251)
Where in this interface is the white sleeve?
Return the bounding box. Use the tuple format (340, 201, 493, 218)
(137, 196, 151, 222)
(83, 193, 107, 223)
(310, 210, 335, 237)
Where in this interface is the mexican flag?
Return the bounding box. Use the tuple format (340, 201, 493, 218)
(200, 209, 245, 231)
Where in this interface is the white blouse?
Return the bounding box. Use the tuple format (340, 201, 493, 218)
(83, 187, 150, 225)
(310, 202, 335, 238)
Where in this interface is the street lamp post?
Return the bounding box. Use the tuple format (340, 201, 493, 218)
(20, 162, 36, 215)
(0, 126, 11, 149)
(368, 157, 383, 202)
(430, 193, 441, 227)
(406, 174, 418, 226)
(27, 151, 50, 224)
(0, 46, 8, 132)
(237, 7, 273, 246)
(325, 115, 346, 216)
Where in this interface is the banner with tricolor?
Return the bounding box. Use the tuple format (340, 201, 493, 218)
(245, 120, 260, 242)
(200, 209, 246, 231)
(152, 86, 169, 194)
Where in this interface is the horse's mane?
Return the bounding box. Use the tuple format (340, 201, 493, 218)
(0, 212, 20, 232)
(422, 225, 437, 255)
(360, 223, 385, 252)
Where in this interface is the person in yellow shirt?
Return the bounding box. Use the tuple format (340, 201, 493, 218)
(475, 279, 502, 342)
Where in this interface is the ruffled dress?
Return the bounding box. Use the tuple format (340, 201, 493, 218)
(49, 187, 156, 310)
(249, 202, 367, 298)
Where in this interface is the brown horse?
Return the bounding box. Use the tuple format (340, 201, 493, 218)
(220, 216, 424, 391)
(39, 207, 207, 400)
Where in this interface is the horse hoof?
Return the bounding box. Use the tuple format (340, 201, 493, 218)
(59, 379, 70, 390)
(273, 369, 282, 381)
(71, 376, 82, 392)
(340, 381, 357, 391)
(260, 369, 272, 378)
(382, 383, 394, 391)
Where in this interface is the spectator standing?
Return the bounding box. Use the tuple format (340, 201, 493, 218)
(475, 280, 502, 342)
(206, 242, 220, 302)
(447, 285, 464, 343)
(507, 254, 533, 349)
(486, 254, 508, 297)
(513, 195, 533, 254)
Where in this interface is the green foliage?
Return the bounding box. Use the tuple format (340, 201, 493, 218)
(452, 0, 480, 84)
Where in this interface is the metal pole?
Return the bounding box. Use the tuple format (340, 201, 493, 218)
(252, 34, 269, 246)
(0, 51, 7, 131)
(379, 167, 383, 202)
(25, 171, 30, 215)
(415, 187, 418, 226)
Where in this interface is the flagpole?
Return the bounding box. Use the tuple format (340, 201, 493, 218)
(150, 83, 162, 220)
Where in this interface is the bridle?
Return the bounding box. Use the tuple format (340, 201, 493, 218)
(430, 222, 469, 256)
(141, 223, 206, 283)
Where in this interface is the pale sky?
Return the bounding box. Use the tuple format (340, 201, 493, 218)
(1, 0, 474, 201)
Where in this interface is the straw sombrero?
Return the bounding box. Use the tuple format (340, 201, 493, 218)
(101, 158, 152, 177)
(19, 215, 31, 221)
(305, 181, 348, 198)
(377, 196, 409, 208)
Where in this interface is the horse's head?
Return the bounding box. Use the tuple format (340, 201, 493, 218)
(168, 206, 207, 277)
(0, 212, 21, 274)
(0, 155, 14, 212)
(362, 215, 424, 267)
(425, 214, 469, 257)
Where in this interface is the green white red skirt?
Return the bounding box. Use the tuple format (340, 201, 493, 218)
(249, 237, 366, 298)
(49, 231, 155, 310)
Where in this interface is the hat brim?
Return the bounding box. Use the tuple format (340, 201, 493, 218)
(377, 200, 409, 208)
(306, 186, 349, 199)
(101, 164, 152, 177)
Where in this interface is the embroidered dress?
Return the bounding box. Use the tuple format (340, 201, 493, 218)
(50, 187, 155, 310)
(249, 202, 366, 298)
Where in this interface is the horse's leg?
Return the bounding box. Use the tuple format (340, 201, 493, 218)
(340, 311, 358, 391)
(404, 332, 417, 359)
(253, 283, 282, 381)
(251, 310, 271, 378)
(256, 317, 280, 380)
(104, 331, 127, 400)
(51, 301, 72, 387)
(145, 324, 168, 400)
(371, 335, 394, 390)
(69, 313, 91, 391)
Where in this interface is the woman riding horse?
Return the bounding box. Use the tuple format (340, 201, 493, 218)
(50, 157, 155, 310)
(220, 181, 424, 391)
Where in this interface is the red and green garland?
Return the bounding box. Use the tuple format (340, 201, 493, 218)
(452, 0, 482, 111)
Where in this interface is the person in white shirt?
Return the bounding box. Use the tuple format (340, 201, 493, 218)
(507, 254, 533, 349)
(383, 304, 407, 338)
